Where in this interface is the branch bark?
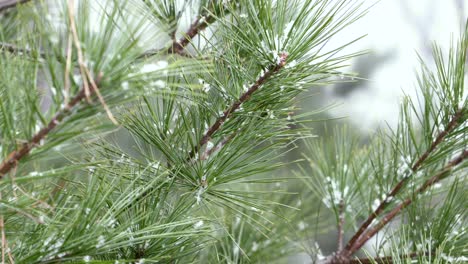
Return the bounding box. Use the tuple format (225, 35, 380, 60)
(342, 107, 465, 255)
(347, 149, 467, 255)
(188, 53, 288, 160)
(0, 5, 219, 179)
(0, 87, 88, 177)
(337, 200, 346, 252)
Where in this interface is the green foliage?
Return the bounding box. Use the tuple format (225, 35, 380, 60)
(0, 0, 466, 264)
(300, 21, 467, 263)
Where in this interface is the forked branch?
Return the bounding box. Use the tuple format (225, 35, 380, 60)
(342, 107, 465, 255)
(347, 149, 467, 255)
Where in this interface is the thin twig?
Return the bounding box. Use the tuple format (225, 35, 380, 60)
(64, 33, 73, 104)
(188, 53, 288, 159)
(83, 68, 117, 124)
(343, 107, 465, 254)
(0, 192, 4, 264)
(67, 0, 116, 124)
(0, 0, 215, 179)
(347, 149, 467, 255)
(411, 108, 464, 171)
(337, 200, 345, 252)
(168, 15, 216, 55)
(67, 0, 91, 101)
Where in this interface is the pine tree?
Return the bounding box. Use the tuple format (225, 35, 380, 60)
(0, 1, 466, 263)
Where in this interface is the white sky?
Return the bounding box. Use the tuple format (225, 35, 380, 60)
(325, 0, 467, 132)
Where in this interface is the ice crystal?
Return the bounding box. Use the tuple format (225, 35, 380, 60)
(195, 187, 204, 204)
(298, 221, 307, 231)
(440, 254, 468, 263)
(232, 245, 240, 257)
(371, 199, 380, 211)
(206, 141, 214, 150)
(198, 79, 211, 92)
(251, 242, 259, 252)
(286, 60, 297, 68)
(141, 61, 168, 74)
(96, 235, 105, 248)
(153, 80, 166, 88)
(121, 81, 129, 90)
(30, 171, 43, 177)
(322, 177, 348, 209)
(397, 155, 412, 178)
(193, 220, 204, 229)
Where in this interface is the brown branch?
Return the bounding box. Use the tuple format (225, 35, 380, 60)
(343, 107, 465, 255)
(188, 53, 288, 159)
(0, 0, 118, 178)
(0, 0, 32, 12)
(139, 14, 217, 59)
(168, 15, 216, 55)
(337, 200, 346, 252)
(0, 85, 96, 178)
(0, 5, 218, 178)
(347, 149, 467, 255)
(411, 108, 464, 171)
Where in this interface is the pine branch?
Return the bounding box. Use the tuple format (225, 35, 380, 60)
(347, 149, 467, 255)
(0, 83, 95, 178)
(411, 108, 465, 171)
(342, 107, 465, 255)
(188, 53, 289, 160)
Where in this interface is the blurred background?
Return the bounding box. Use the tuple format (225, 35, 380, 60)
(309, 0, 467, 133)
